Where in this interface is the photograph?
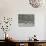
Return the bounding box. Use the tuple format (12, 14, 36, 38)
(18, 14, 34, 27)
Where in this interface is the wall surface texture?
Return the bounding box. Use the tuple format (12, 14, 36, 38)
(0, 0, 46, 40)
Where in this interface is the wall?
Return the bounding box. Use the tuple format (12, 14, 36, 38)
(0, 0, 46, 40)
(44, 15, 46, 40)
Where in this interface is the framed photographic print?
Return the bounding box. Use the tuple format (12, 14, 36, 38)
(18, 14, 35, 27)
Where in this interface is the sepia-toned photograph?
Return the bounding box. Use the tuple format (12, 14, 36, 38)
(0, 0, 46, 46)
(18, 14, 35, 27)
